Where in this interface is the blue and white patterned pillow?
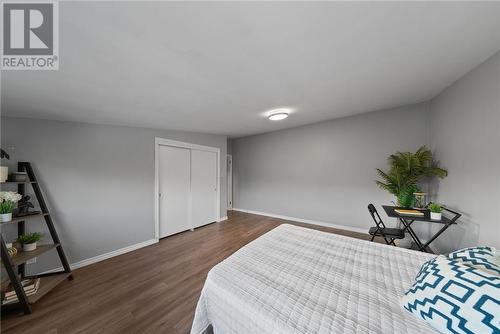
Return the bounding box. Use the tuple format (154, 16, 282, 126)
(401, 254, 500, 334)
(447, 247, 500, 275)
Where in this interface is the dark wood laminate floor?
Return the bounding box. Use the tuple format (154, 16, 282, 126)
(1, 211, 379, 334)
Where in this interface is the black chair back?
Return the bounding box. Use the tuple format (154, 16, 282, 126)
(368, 203, 386, 229)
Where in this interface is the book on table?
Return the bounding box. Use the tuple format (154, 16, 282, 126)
(394, 209, 425, 216)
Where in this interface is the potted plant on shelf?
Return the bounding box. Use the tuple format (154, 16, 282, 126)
(429, 203, 443, 221)
(0, 148, 9, 183)
(0, 191, 22, 222)
(375, 146, 447, 208)
(17, 232, 43, 251)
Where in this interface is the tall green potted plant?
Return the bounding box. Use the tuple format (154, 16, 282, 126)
(375, 146, 447, 207)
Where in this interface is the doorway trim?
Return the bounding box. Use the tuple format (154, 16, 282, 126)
(154, 137, 221, 240)
(227, 154, 233, 210)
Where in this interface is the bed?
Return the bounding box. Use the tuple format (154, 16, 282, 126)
(191, 224, 437, 334)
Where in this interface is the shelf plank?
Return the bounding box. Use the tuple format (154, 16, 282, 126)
(28, 273, 71, 303)
(0, 213, 49, 226)
(7, 244, 60, 266)
(2, 272, 71, 306)
(0, 181, 37, 184)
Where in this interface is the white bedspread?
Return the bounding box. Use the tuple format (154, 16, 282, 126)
(191, 224, 437, 334)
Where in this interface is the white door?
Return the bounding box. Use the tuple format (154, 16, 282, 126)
(159, 145, 191, 238)
(227, 155, 233, 209)
(191, 149, 218, 228)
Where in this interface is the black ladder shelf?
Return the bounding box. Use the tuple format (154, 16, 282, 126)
(0, 162, 73, 314)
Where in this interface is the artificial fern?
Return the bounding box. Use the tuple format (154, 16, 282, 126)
(375, 146, 447, 201)
(397, 185, 418, 208)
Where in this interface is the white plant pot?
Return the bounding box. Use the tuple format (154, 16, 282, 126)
(23, 242, 37, 252)
(0, 166, 8, 182)
(430, 212, 442, 221)
(0, 212, 12, 222)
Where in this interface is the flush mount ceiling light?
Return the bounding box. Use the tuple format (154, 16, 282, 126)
(267, 108, 291, 121)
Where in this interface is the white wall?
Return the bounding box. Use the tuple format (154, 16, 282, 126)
(0, 117, 227, 272)
(426, 51, 500, 251)
(232, 104, 430, 232)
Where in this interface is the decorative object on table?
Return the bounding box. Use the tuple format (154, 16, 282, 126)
(8, 172, 28, 182)
(394, 208, 424, 217)
(16, 232, 43, 252)
(429, 202, 442, 221)
(2, 277, 40, 305)
(401, 252, 500, 334)
(397, 185, 418, 208)
(5, 242, 18, 257)
(15, 195, 40, 217)
(0, 148, 9, 183)
(413, 192, 427, 209)
(0, 191, 23, 222)
(375, 146, 447, 207)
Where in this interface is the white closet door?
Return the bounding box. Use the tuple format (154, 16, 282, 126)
(191, 150, 218, 228)
(159, 145, 191, 238)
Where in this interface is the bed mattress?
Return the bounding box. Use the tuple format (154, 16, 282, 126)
(191, 224, 437, 334)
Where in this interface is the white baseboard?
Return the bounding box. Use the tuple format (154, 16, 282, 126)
(38, 238, 158, 274)
(218, 216, 228, 222)
(232, 208, 367, 234)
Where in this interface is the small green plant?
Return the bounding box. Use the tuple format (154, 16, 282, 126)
(0, 200, 15, 214)
(17, 232, 43, 245)
(0, 191, 22, 214)
(397, 185, 418, 208)
(429, 203, 442, 213)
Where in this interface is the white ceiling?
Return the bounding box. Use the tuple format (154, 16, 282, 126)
(2, 1, 499, 137)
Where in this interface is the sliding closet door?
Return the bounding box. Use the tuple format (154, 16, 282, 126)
(158, 145, 191, 238)
(191, 149, 218, 228)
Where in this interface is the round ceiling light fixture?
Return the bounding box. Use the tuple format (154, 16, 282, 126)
(267, 108, 290, 121)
